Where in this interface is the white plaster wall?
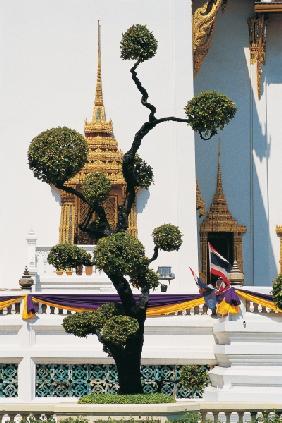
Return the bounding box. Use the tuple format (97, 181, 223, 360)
(194, 0, 282, 285)
(0, 0, 197, 292)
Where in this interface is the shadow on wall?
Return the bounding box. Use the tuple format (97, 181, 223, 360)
(193, 0, 276, 285)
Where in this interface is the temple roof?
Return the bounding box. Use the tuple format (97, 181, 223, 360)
(200, 153, 246, 233)
(69, 21, 124, 187)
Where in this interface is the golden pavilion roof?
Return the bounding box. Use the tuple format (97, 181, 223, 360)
(200, 154, 246, 233)
(69, 21, 124, 187)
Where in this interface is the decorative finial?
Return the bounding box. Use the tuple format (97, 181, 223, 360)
(92, 20, 106, 122)
(19, 267, 34, 290)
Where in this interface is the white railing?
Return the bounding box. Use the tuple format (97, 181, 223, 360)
(0, 405, 282, 422)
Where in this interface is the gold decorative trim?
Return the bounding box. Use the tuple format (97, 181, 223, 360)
(193, 0, 223, 73)
(248, 14, 266, 99)
(276, 225, 282, 274)
(196, 181, 206, 217)
(255, 3, 282, 13)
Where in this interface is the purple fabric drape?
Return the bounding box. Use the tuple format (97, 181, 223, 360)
(27, 293, 202, 314)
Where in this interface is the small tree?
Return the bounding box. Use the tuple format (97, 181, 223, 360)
(28, 24, 236, 394)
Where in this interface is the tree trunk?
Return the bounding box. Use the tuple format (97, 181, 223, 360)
(113, 319, 145, 394)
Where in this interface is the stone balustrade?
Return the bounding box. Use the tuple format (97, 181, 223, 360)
(0, 403, 282, 422)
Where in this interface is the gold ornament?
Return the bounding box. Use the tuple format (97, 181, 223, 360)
(248, 14, 266, 99)
(193, 0, 223, 73)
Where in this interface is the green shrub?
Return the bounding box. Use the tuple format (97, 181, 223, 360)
(47, 243, 86, 270)
(28, 127, 87, 186)
(169, 412, 202, 423)
(180, 365, 210, 396)
(153, 224, 183, 251)
(78, 392, 175, 404)
(60, 419, 89, 423)
(120, 24, 158, 62)
(185, 91, 237, 140)
(273, 274, 282, 310)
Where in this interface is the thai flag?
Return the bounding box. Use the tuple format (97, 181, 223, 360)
(188, 267, 207, 289)
(208, 242, 231, 283)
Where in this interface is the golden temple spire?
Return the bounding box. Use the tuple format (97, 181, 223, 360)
(92, 20, 106, 122)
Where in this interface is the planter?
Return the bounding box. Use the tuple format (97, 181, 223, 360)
(161, 284, 168, 292)
(85, 265, 93, 276)
(76, 265, 83, 275)
(66, 268, 73, 276)
(55, 270, 64, 276)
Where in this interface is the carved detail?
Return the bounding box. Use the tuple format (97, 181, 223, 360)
(193, 0, 223, 73)
(248, 14, 266, 99)
(276, 225, 282, 274)
(196, 181, 206, 217)
(200, 154, 246, 278)
(59, 22, 137, 243)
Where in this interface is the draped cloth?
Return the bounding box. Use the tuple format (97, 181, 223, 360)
(0, 289, 281, 320)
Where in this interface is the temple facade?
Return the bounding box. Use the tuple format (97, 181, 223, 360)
(194, 0, 282, 286)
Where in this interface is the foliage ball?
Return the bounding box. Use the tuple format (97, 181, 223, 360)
(28, 127, 88, 186)
(273, 274, 282, 310)
(102, 315, 139, 345)
(120, 24, 158, 62)
(47, 243, 86, 270)
(185, 91, 237, 140)
(63, 303, 122, 338)
(95, 232, 147, 277)
(82, 172, 111, 206)
(133, 155, 154, 189)
(152, 224, 183, 251)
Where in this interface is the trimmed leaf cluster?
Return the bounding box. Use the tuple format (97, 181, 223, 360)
(102, 315, 139, 345)
(63, 303, 139, 347)
(95, 232, 148, 278)
(63, 303, 122, 337)
(185, 91, 237, 140)
(133, 155, 154, 189)
(153, 224, 183, 251)
(82, 172, 111, 206)
(273, 274, 282, 310)
(47, 243, 90, 270)
(28, 127, 88, 185)
(120, 24, 158, 62)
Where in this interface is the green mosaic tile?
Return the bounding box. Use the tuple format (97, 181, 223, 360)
(35, 364, 207, 398)
(0, 364, 18, 398)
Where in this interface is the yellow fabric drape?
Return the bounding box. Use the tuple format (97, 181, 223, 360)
(236, 290, 282, 313)
(22, 296, 205, 319)
(0, 297, 22, 311)
(216, 299, 240, 316)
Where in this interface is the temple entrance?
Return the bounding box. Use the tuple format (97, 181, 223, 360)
(207, 232, 234, 284)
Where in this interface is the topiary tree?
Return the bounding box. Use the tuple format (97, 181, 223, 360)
(29, 24, 236, 394)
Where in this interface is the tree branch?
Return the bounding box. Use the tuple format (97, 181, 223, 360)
(130, 61, 157, 123)
(149, 246, 159, 263)
(56, 183, 88, 204)
(138, 286, 150, 311)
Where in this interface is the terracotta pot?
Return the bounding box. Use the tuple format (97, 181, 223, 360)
(56, 270, 64, 276)
(76, 265, 83, 275)
(85, 265, 93, 276)
(66, 269, 73, 276)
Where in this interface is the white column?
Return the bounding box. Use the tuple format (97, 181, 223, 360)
(26, 229, 37, 276)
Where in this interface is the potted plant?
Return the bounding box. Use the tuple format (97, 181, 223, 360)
(47, 243, 79, 275)
(83, 253, 94, 276)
